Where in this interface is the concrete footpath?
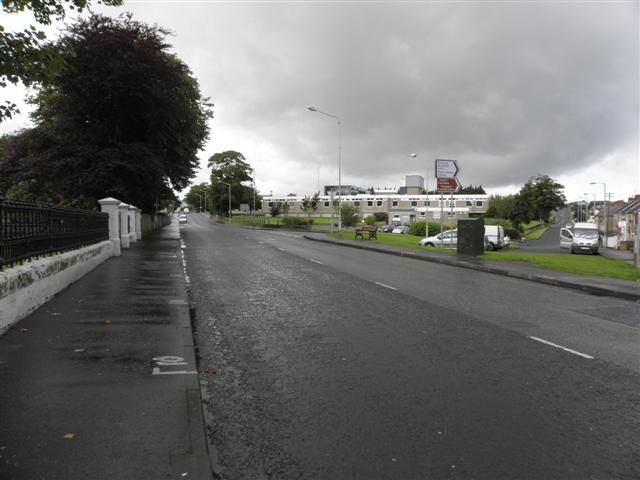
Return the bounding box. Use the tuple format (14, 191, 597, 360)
(0, 221, 213, 480)
(305, 234, 640, 302)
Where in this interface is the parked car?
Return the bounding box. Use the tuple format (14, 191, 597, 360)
(178, 214, 188, 224)
(392, 225, 410, 234)
(419, 229, 457, 247)
(380, 224, 395, 232)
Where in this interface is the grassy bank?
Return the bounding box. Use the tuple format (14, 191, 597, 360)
(329, 230, 639, 281)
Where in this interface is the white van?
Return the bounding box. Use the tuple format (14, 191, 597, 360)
(560, 222, 599, 254)
(484, 225, 505, 250)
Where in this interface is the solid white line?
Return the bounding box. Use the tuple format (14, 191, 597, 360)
(375, 282, 398, 291)
(152, 368, 198, 375)
(529, 336, 595, 360)
(309, 258, 323, 265)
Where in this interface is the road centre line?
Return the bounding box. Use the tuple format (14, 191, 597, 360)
(375, 282, 398, 291)
(529, 336, 594, 360)
(309, 258, 323, 265)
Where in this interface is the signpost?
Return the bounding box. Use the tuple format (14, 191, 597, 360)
(435, 159, 461, 246)
(436, 177, 460, 193)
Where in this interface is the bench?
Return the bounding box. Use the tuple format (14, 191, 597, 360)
(354, 225, 378, 240)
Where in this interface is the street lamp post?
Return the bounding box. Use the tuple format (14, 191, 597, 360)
(590, 182, 607, 248)
(308, 106, 342, 230)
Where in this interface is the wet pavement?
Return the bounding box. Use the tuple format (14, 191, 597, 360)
(304, 234, 640, 302)
(0, 220, 213, 480)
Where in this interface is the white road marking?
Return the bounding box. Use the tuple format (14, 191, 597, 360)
(309, 258, 323, 265)
(375, 282, 398, 291)
(152, 368, 198, 376)
(529, 336, 594, 360)
(278, 248, 286, 252)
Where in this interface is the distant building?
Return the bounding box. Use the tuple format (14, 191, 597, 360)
(261, 174, 487, 222)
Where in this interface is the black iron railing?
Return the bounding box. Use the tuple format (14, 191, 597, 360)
(0, 198, 109, 269)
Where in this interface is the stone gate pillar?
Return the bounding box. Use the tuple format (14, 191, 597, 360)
(98, 197, 122, 256)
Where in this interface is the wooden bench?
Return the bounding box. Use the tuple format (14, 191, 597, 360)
(354, 225, 378, 240)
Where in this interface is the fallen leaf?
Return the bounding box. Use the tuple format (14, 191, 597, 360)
(20, 328, 29, 332)
(63, 433, 76, 440)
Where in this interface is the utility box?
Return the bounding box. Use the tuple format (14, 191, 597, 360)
(457, 217, 485, 256)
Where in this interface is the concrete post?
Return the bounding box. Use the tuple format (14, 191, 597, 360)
(119, 203, 130, 249)
(98, 197, 122, 256)
(128, 206, 137, 243)
(134, 207, 142, 241)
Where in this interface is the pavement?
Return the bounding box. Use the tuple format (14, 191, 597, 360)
(0, 219, 214, 480)
(0, 220, 637, 479)
(304, 233, 640, 302)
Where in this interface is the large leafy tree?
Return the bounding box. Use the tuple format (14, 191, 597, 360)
(0, 14, 212, 210)
(208, 150, 258, 216)
(520, 174, 566, 223)
(1, 0, 123, 121)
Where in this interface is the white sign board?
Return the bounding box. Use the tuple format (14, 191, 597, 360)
(435, 159, 460, 179)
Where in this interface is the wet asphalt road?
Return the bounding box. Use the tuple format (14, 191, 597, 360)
(181, 214, 639, 480)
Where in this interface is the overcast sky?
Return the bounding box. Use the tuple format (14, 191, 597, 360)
(3, 1, 639, 203)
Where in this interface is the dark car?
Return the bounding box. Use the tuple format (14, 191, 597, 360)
(380, 224, 395, 232)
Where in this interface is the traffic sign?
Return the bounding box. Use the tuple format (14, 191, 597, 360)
(435, 159, 459, 179)
(436, 177, 460, 193)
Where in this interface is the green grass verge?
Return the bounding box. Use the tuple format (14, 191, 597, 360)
(483, 251, 640, 281)
(330, 230, 638, 281)
(523, 226, 548, 241)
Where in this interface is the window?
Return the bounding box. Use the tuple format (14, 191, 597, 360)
(392, 201, 398, 207)
(466, 201, 473, 207)
(377, 201, 382, 207)
(354, 201, 360, 207)
(268, 202, 274, 207)
(368, 201, 373, 207)
(411, 201, 417, 207)
(476, 201, 483, 207)
(324, 201, 330, 207)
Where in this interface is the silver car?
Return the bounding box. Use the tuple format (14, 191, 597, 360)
(419, 229, 457, 247)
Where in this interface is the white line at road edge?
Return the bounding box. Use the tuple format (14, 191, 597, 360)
(529, 336, 594, 360)
(309, 258, 323, 265)
(375, 281, 398, 291)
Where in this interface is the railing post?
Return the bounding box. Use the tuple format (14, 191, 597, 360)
(118, 202, 130, 249)
(99, 197, 122, 256)
(127, 206, 137, 243)
(133, 207, 142, 240)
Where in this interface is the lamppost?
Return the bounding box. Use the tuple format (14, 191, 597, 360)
(590, 181, 607, 248)
(308, 106, 342, 230)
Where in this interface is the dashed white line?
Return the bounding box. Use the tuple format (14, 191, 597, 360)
(309, 258, 323, 265)
(375, 282, 398, 291)
(529, 336, 594, 360)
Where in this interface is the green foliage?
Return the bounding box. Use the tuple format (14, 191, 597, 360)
(340, 203, 360, 227)
(1, 0, 123, 121)
(184, 183, 211, 212)
(458, 184, 486, 194)
(373, 212, 388, 223)
(520, 175, 566, 223)
(0, 15, 212, 211)
(409, 221, 442, 237)
(281, 216, 313, 226)
(364, 215, 377, 226)
(208, 150, 258, 216)
(270, 203, 282, 217)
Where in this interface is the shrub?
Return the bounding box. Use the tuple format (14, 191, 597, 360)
(364, 215, 377, 226)
(374, 212, 388, 223)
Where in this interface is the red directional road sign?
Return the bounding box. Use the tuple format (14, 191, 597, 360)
(436, 177, 460, 193)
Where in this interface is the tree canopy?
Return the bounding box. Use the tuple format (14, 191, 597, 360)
(208, 150, 258, 216)
(1, 0, 123, 121)
(0, 14, 213, 211)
